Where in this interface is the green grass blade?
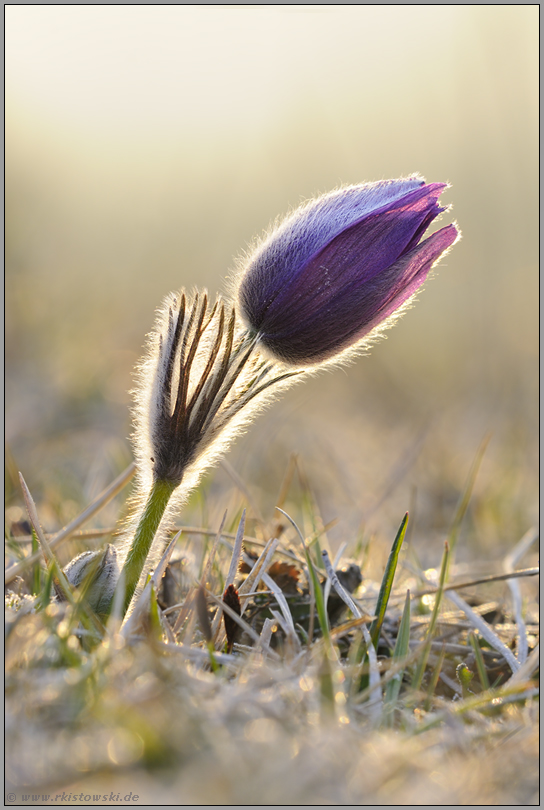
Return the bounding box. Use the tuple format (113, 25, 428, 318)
(424, 644, 446, 711)
(469, 631, 491, 691)
(31, 530, 41, 595)
(411, 540, 450, 692)
(356, 513, 408, 694)
(383, 588, 412, 726)
(370, 512, 409, 649)
(37, 562, 56, 611)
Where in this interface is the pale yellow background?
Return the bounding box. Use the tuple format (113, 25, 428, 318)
(6, 6, 538, 566)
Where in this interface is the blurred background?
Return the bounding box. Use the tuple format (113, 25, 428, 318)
(6, 6, 538, 570)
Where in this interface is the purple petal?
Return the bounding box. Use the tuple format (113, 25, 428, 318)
(237, 179, 459, 365)
(351, 223, 460, 339)
(255, 224, 459, 364)
(241, 184, 447, 335)
(239, 178, 429, 322)
(268, 183, 447, 318)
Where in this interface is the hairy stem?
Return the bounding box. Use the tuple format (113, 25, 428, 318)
(120, 477, 178, 613)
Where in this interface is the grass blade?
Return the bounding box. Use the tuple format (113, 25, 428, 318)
(370, 512, 409, 649)
(411, 540, 450, 692)
(6, 462, 136, 585)
(468, 631, 491, 691)
(276, 507, 330, 644)
(358, 512, 408, 693)
(383, 588, 411, 726)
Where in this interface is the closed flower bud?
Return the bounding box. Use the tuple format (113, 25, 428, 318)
(62, 544, 119, 617)
(237, 177, 459, 365)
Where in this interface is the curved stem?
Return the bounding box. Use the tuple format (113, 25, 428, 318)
(120, 478, 178, 613)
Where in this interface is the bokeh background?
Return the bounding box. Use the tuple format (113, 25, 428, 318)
(6, 6, 538, 570)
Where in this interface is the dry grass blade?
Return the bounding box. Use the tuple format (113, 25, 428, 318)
(506, 644, 540, 686)
(174, 525, 300, 561)
(321, 549, 362, 619)
(205, 588, 281, 661)
(260, 617, 277, 650)
(413, 681, 539, 735)
(212, 510, 246, 643)
(226, 510, 246, 587)
(200, 511, 227, 588)
(18, 473, 74, 603)
(261, 571, 298, 644)
(321, 548, 381, 718)
(172, 586, 197, 636)
(444, 587, 520, 673)
(503, 528, 539, 665)
(196, 585, 213, 644)
(6, 462, 136, 584)
(323, 542, 347, 610)
(329, 616, 376, 642)
(237, 537, 280, 607)
(275, 507, 328, 646)
(410, 566, 540, 598)
(10, 528, 119, 545)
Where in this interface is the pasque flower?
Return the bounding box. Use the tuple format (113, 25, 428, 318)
(237, 177, 459, 365)
(105, 176, 459, 615)
(118, 292, 297, 610)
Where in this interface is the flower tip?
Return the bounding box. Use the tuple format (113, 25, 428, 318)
(441, 221, 462, 248)
(236, 178, 460, 366)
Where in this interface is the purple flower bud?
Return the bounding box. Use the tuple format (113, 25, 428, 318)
(237, 178, 460, 365)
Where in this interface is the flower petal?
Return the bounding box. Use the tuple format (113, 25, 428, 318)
(239, 178, 429, 326)
(255, 223, 459, 364)
(237, 179, 459, 365)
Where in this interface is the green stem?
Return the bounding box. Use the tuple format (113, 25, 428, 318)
(120, 477, 177, 613)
